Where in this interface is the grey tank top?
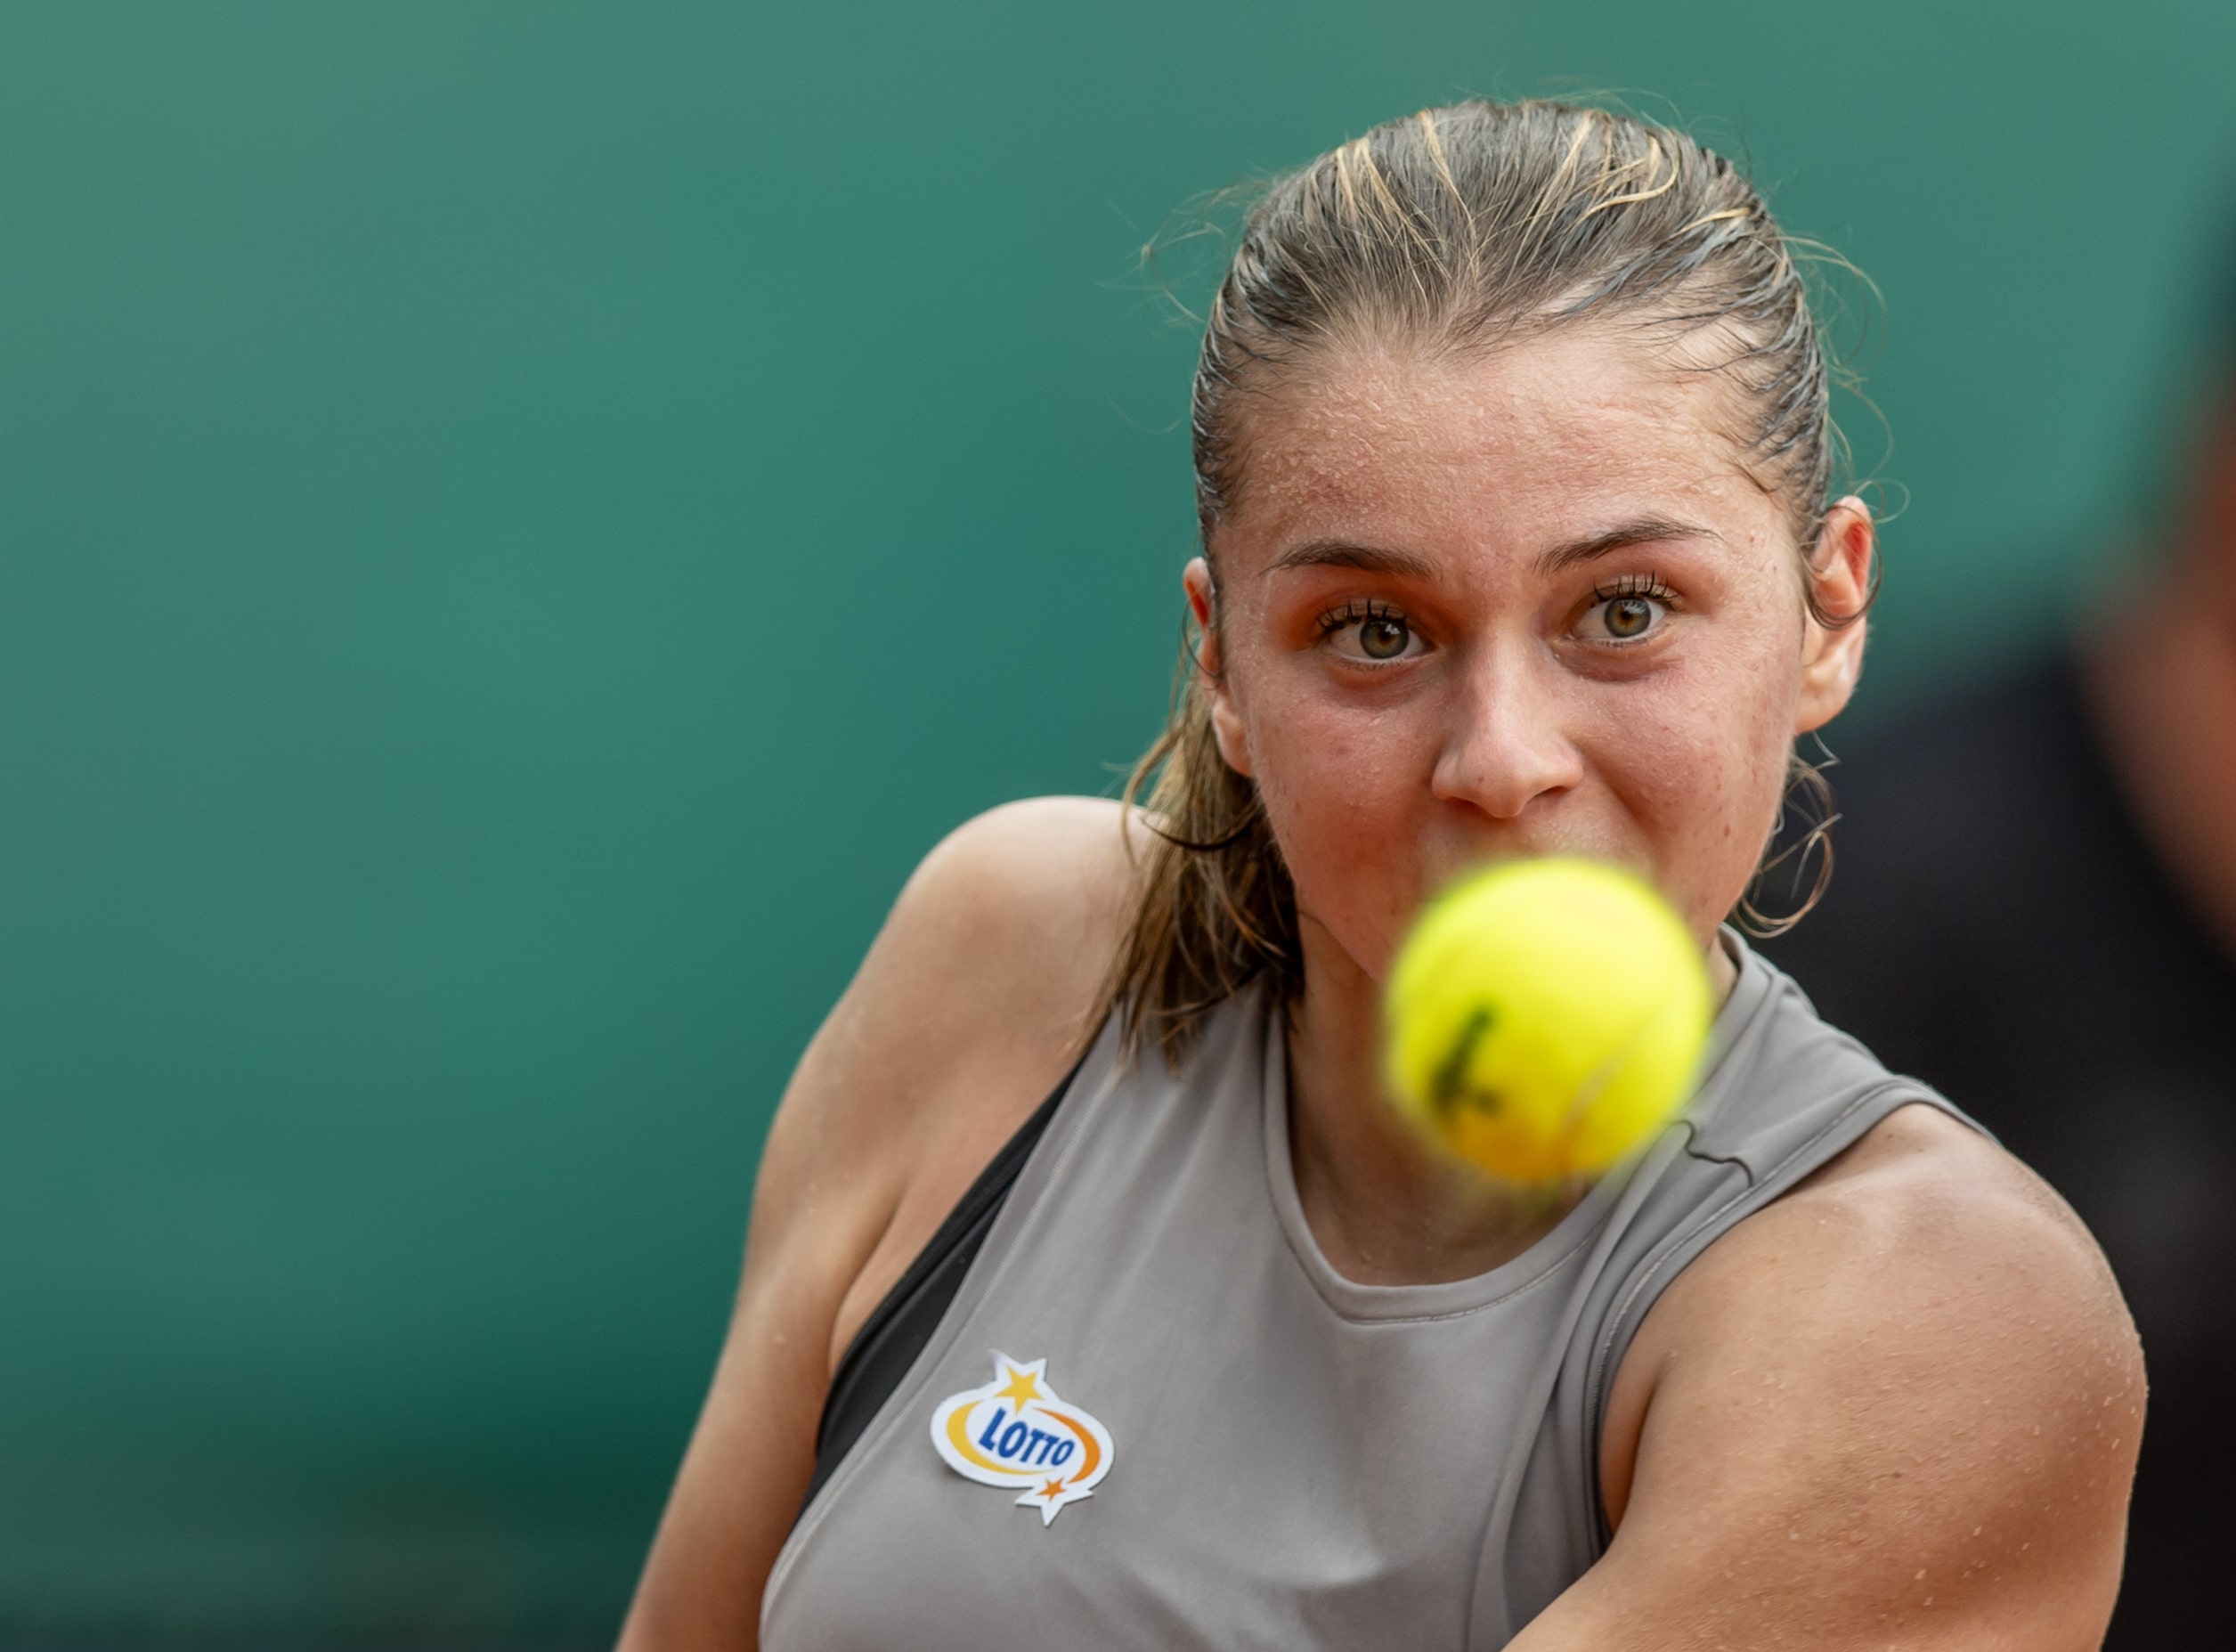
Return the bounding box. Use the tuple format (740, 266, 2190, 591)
(763, 937, 1972, 1649)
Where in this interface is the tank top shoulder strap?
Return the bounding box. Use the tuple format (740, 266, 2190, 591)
(801, 1037, 1099, 1512)
(1562, 936, 1985, 1540)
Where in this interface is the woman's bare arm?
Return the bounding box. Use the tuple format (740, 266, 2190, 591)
(616, 798, 1137, 1652)
(1519, 1105, 2143, 1650)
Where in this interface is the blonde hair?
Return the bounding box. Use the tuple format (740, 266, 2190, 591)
(1110, 100, 1863, 1066)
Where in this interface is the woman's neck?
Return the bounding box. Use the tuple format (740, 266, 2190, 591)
(1282, 910, 1737, 1288)
(1283, 916, 1577, 1286)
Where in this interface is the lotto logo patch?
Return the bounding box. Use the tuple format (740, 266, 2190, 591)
(929, 1352, 1115, 1525)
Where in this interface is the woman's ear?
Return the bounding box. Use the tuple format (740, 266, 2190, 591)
(1183, 557, 1254, 777)
(1794, 498, 1874, 736)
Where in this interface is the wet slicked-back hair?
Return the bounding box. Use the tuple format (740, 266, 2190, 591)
(1111, 100, 1854, 1065)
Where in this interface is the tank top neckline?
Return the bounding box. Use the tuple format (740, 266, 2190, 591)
(1259, 928, 1778, 1324)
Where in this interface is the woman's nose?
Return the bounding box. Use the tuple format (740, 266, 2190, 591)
(1427, 654, 1585, 820)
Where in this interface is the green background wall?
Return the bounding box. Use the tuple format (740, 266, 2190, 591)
(2, 2, 2229, 1642)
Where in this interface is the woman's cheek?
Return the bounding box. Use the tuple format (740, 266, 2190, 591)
(1250, 693, 1428, 968)
(1617, 659, 1796, 937)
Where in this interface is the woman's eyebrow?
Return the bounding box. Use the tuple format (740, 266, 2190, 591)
(1264, 540, 1439, 578)
(1266, 521, 1721, 581)
(1533, 517, 1720, 575)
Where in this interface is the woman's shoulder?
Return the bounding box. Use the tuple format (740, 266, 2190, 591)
(1590, 1099, 2139, 1635)
(614, 800, 1147, 1640)
(874, 796, 1142, 1072)
(901, 795, 1142, 972)
(1672, 956, 2123, 1360)
(777, 795, 1143, 1371)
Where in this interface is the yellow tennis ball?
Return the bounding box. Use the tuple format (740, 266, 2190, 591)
(1384, 859, 1712, 1184)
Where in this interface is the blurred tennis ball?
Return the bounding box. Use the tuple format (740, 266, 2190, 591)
(1384, 859, 1712, 1184)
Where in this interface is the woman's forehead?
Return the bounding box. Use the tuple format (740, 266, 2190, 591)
(1215, 330, 1776, 574)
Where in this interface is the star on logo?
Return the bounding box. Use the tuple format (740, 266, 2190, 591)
(994, 1362, 1044, 1410)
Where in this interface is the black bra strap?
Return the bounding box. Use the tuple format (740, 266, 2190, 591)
(801, 1052, 1085, 1513)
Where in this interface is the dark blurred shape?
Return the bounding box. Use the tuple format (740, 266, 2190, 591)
(1763, 334, 2236, 1643)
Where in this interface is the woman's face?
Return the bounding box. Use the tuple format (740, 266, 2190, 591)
(1194, 325, 1872, 981)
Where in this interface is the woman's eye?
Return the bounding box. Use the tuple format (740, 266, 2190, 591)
(1580, 591, 1670, 643)
(1357, 615, 1411, 659)
(1321, 607, 1426, 663)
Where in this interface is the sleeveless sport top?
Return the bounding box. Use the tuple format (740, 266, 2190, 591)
(763, 936, 1973, 1650)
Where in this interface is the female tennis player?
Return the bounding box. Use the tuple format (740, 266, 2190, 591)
(621, 101, 2140, 1649)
